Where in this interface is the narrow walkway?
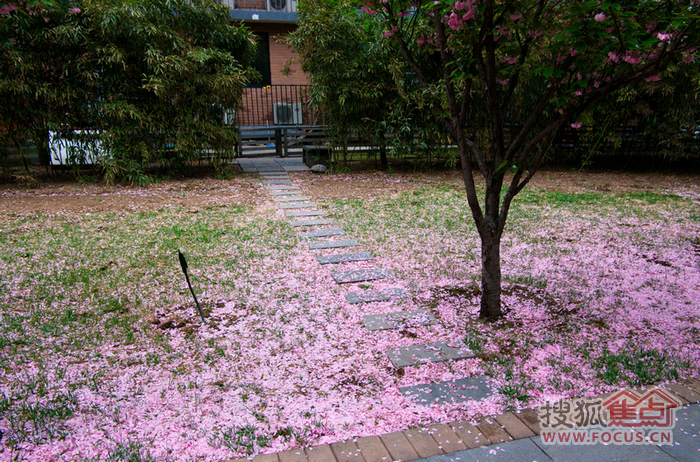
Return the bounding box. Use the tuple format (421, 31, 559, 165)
(233, 157, 700, 462)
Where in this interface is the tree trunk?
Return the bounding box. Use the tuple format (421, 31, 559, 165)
(379, 135, 387, 170)
(35, 129, 51, 166)
(480, 232, 502, 319)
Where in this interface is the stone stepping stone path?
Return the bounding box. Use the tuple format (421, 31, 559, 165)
(251, 159, 493, 412)
(291, 219, 335, 227)
(299, 228, 346, 238)
(270, 190, 302, 196)
(317, 252, 374, 265)
(362, 309, 436, 331)
(399, 376, 492, 406)
(285, 210, 327, 218)
(308, 239, 358, 250)
(345, 288, 405, 304)
(332, 268, 391, 284)
(278, 203, 317, 209)
(273, 196, 310, 202)
(385, 341, 476, 368)
(265, 185, 298, 190)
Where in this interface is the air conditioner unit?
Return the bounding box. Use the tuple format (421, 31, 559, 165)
(268, 0, 286, 11)
(273, 102, 302, 125)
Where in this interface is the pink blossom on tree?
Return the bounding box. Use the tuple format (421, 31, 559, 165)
(364, 0, 699, 319)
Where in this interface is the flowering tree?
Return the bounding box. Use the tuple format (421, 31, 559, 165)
(359, 0, 699, 319)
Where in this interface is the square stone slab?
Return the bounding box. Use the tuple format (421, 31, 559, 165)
(299, 228, 346, 238)
(385, 341, 475, 368)
(285, 210, 327, 218)
(273, 196, 311, 202)
(265, 185, 298, 190)
(417, 437, 549, 461)
(400, 376, 492, 406)
(332, 268, 391, 284)
(309, 240, 358, 250)
(263, 180, 293, 185)
(290, 219, 335, 227)
(345, 288, 405, 304)
(362, 309, 436, 331)
(278, 203, 317, 209)
(270, 190, 302, 196)
(260, 172, 288, 176)
(284, 166, 310, 172)
(317, 252, 374, 265)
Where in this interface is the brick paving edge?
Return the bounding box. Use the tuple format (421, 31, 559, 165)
(229, 375, 700, 462)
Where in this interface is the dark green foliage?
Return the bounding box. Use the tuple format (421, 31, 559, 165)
(288, 0, 446, 168)
(0, 0, 256, 182)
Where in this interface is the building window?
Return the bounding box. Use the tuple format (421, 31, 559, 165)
(250, 32, 271, 87)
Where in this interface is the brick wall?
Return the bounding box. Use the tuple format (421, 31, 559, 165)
(248, 23, 308, 85)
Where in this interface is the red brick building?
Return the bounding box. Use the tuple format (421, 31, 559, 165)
(225, 0, 315, 127)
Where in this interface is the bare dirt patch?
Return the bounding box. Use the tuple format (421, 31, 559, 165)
(296, 168, 700, 201)
(1, 167, 697, 218)
(0, 173, 265, 217)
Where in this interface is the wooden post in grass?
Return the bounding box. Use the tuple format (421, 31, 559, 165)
(177, 250, 206, 324)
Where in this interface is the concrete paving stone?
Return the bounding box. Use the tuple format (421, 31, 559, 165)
(330, 440, 365, 462)
(249, 454, 280, 462)
(263, 180, 293, 185)
(304, 444, 334, 462)
(299, 228, 346, 238)
(401, 376, 491, 406)
(309, 239, 358, 250)
(386, 342, 476, 368)
(415, 437, 550, 462)
(317, 252, 374, 265)
(345, 288, 405, 304)
(270, 190, 303, 196)
(284, 166, 310, 171)
(475, 416, 513, 445)
(425, 424, 467, 454)
(265, 185, 299, 190)
(260, 171, 289, 175)
(494, 412, 537, 440)
(513, 408, 541, 435)
(290, 219, 335, 227)
(657, 404, 700, 461)
(277, 449, 307, 462)
(285, 210, 327, 218)
(532, 435, 678, 462)
(404, 428, 444, 458)
(273, 197, 311, 202)
(332, 268, 391, 284)
(355, 436, 392, 462)
(448, 421, 489, 449)
(664, 383, 700, 404)
(362, 309, 436, 331)
(379, 431, 420, 462)
(279, 203, 316, 209)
